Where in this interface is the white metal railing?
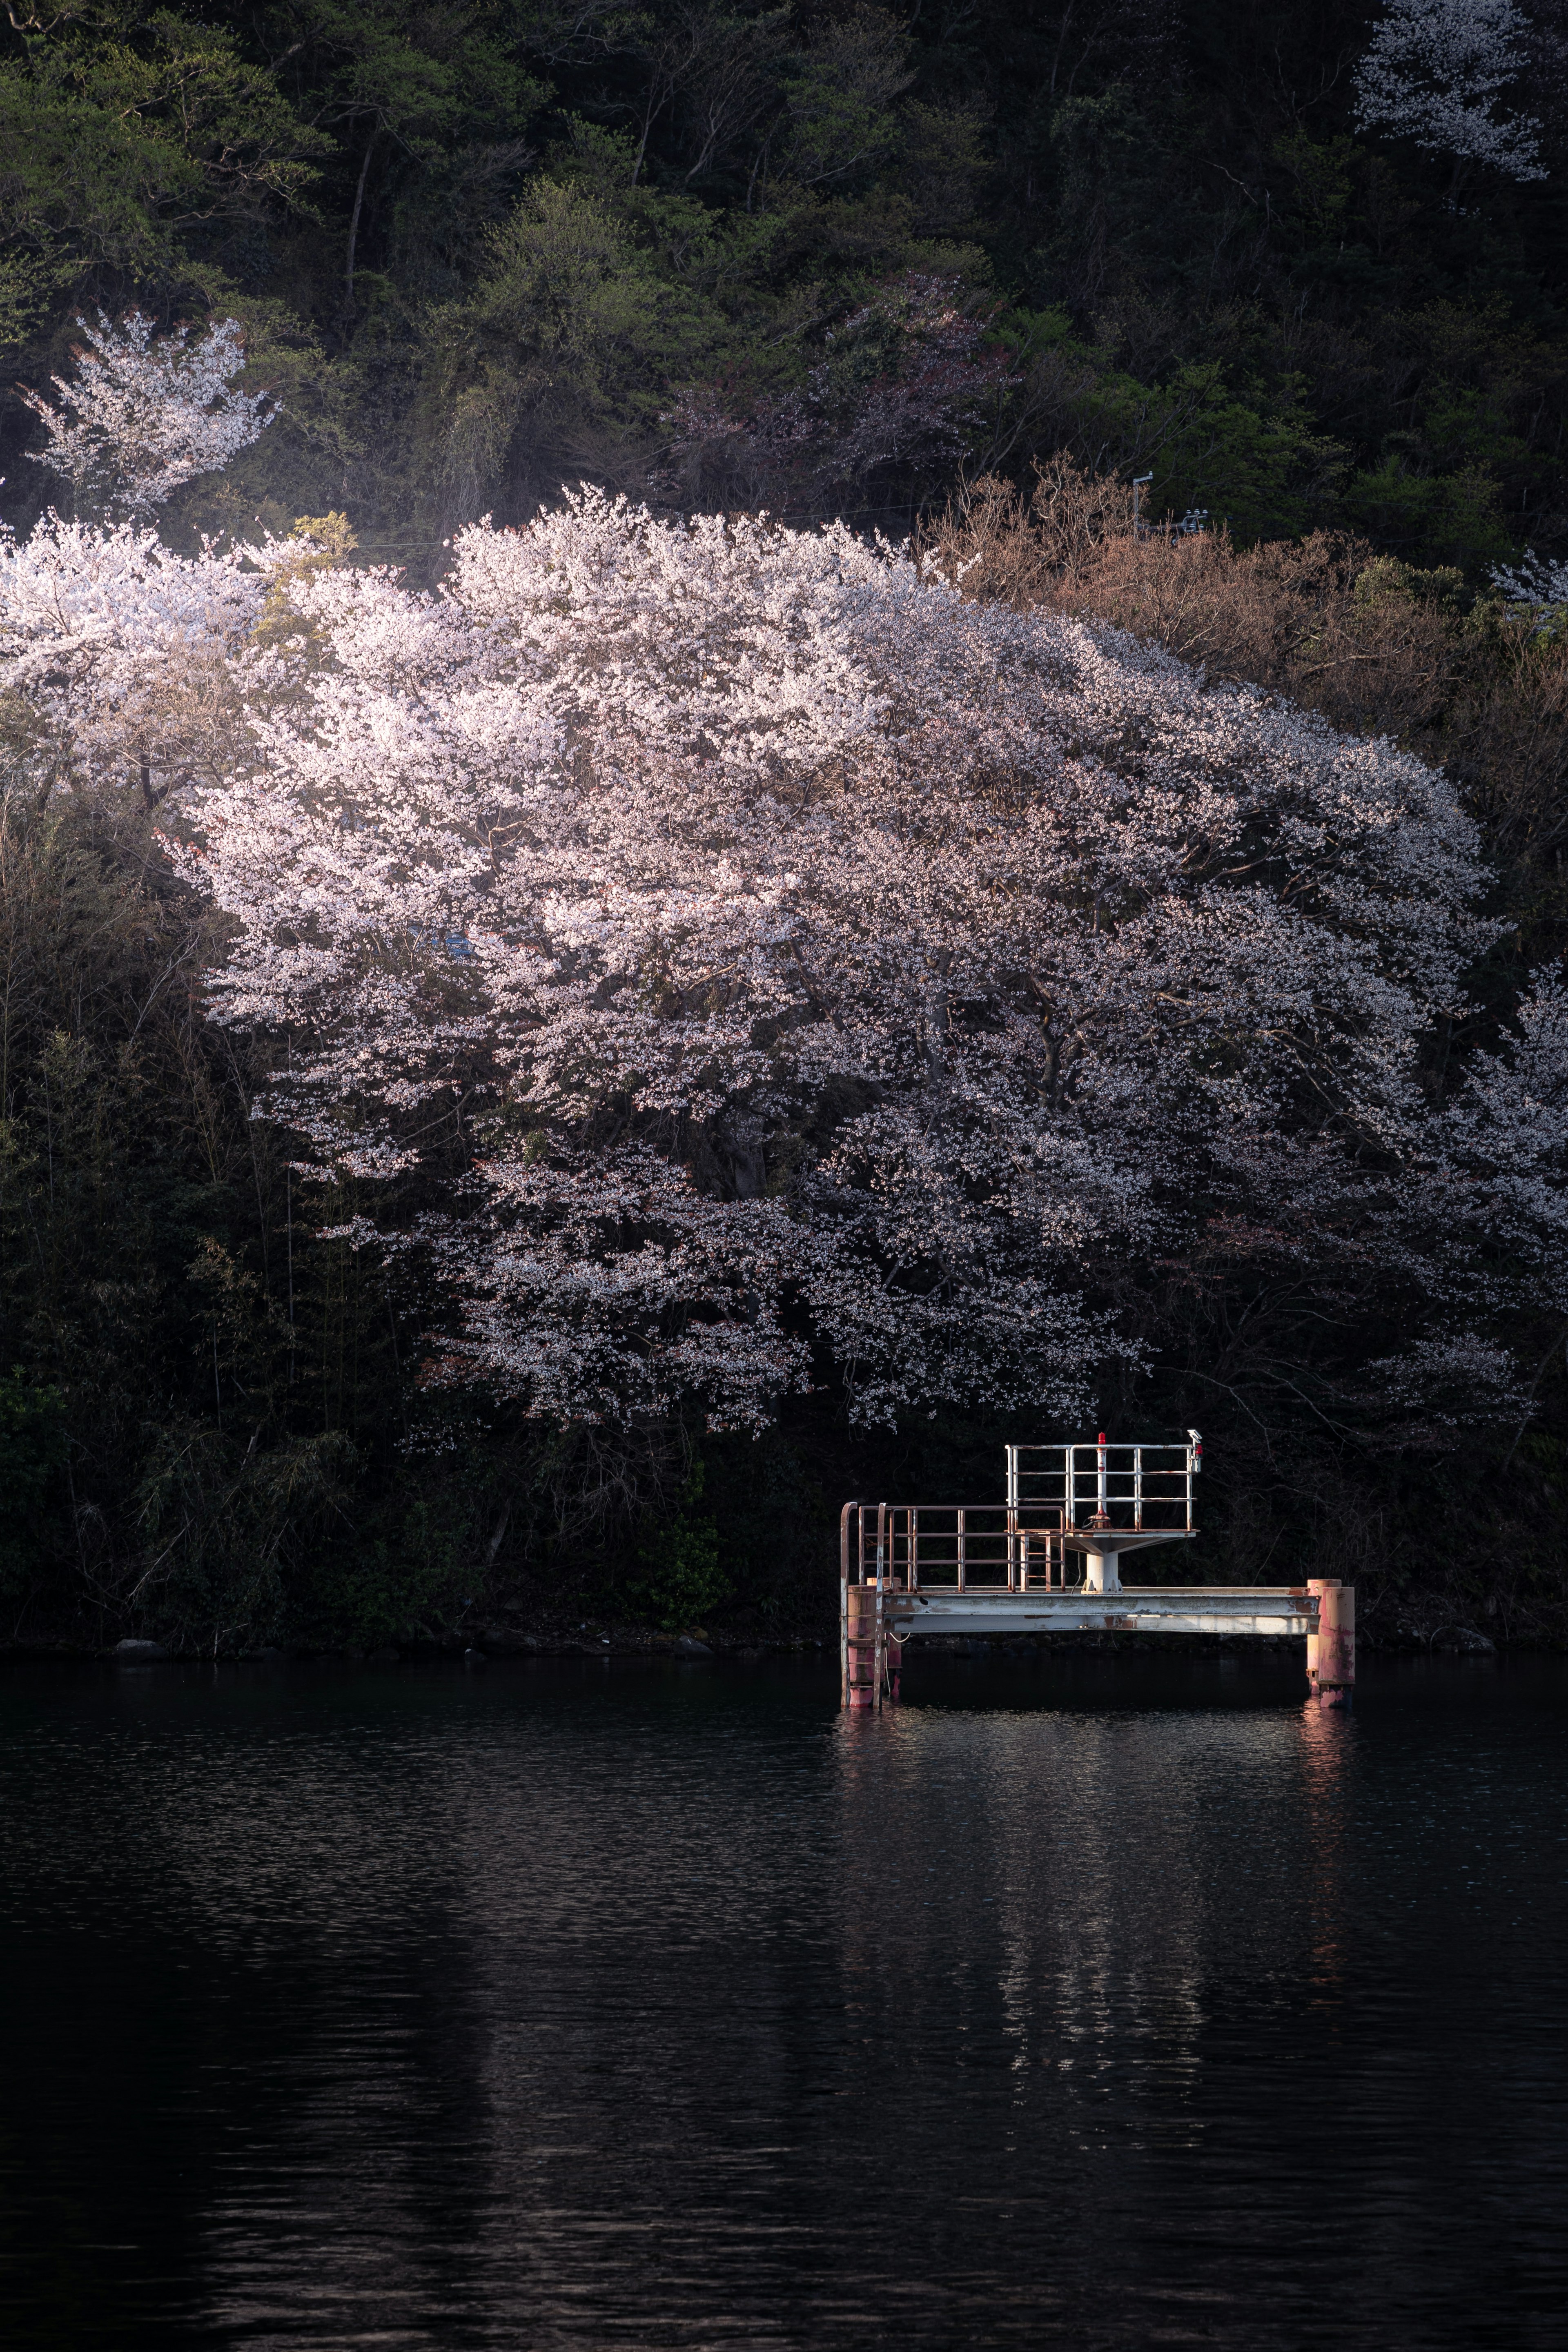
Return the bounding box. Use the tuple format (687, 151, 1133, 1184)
(1006, 1432, 1201, 1535)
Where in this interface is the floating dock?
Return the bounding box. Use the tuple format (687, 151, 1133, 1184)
(840, 1436, 1354, 1709)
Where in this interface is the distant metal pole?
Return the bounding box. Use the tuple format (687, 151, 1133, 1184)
(1132, 471, 1153, 537)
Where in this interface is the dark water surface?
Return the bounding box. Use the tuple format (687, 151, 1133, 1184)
(0, 1651, 1564, 2350)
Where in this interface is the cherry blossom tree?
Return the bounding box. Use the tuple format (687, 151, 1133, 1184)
(165, 490, 1538, 1436)
(20, 312, 279, 524)
(3, 338, 1560, 1448)
(1353, 0, 1547, 181)
(1490, 547, 1568, 631)
(0, 514, 263, 806)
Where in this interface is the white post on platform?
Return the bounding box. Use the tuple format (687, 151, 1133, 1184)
(1085, 1550, 1120, 1594)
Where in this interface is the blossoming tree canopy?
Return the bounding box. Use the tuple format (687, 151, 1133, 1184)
(1353, 0, 1546, 181)
(0, 516, 263, 806)
(21, 311, 279, 522)
(172, 490, 1508, 1431)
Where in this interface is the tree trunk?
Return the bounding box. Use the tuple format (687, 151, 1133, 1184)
(345, 132, 377, 313)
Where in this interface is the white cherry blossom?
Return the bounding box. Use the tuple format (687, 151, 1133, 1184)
(21, 312, 279, 523)
(1354, 0, 1546, 181)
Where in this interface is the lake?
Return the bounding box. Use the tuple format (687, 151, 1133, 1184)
(0, 1650, 1563, 2349)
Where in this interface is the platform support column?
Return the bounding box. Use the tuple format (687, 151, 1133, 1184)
(1084, 1550, 1120, 1594)
(840, 1503, 855, 1708)
(1316, 1584, 1355, 1707)
(1305, 1577, 1334, 1691)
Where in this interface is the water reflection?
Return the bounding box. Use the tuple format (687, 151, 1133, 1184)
(1298, 1695, 1354, 2002)
(0, 1655, 1564, 2350)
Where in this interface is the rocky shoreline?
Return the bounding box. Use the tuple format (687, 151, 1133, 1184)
(1, 1620, 1521, 1663)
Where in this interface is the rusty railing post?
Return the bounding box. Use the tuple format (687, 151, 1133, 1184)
(840, 1501, 856, 1708)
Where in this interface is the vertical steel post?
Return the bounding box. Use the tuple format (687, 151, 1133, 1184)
(875, 1503, 887, 1713)
(1305, 1577, 1336, 1693)
(840, 1501, 855, 1708)
(1098, 1430, 1108, 1520)
(1133, 470, 1153, 537)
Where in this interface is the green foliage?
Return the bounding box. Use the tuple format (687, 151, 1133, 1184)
(5, 0, 1568, 568)
(701, 1430, 831, 1628)
(632, 1457, 728, 1631)
(1001, 312, 1345, 543)
(425, 167, 751, 518)
(0, 11, 331, 339)
(0, 1368, 66, 1600)
(291, 1491, 476, 1648)
(131, 1419, 357, 1648)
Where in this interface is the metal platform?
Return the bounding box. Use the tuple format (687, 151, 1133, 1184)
(840, 1434, 1356, 1709)
(876, 1586, 1319, 1638)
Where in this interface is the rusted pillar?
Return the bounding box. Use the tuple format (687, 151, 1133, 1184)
(1305, 1577, 1336, 1691)
(840, 1501, 856, 1708)
(1316, 1584, 1355, 1708)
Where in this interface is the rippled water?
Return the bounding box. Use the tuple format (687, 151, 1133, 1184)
(0, 1650, 1564, 2349)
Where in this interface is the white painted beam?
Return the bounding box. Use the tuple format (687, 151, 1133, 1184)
(886, 1588, 1316, 1638)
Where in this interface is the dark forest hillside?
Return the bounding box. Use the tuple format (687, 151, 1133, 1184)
(4, 2, 1568, 1660)
(6, 0, 1568, 565)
